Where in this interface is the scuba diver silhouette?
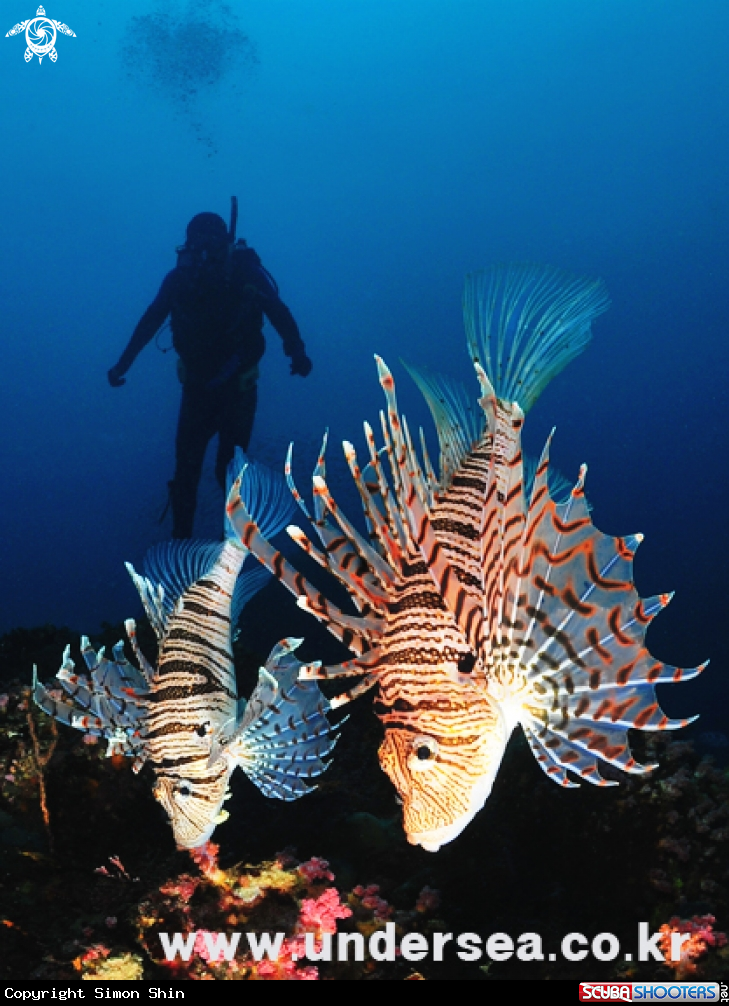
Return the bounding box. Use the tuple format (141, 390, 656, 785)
(108, 199, 312, 539)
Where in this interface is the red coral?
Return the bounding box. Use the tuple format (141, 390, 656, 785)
(189, 841, 221, 879)
(160, 874, 199, 903)
(298, 856, 335, 883)
(252, 937, 318, 980)
(415, 886, 440, 914)
(658, 914, 728, 979)
(353, 884, 392, 919)
(81, 944, 110, 963)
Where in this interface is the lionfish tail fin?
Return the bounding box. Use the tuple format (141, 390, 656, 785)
(224, 638, 338, 801)
(463, 263, 610, 412)
(499, 442, 706, 789)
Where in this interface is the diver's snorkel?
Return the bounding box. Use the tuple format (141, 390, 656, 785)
(229, 195, 238, 245)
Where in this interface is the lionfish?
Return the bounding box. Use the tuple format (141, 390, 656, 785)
(226, 263, 706, 852)
(34, 457, 338, 848)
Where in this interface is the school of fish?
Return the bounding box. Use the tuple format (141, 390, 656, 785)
(226, 262, 706, 851)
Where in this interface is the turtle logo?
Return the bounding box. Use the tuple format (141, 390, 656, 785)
(5, 5, 75, 63)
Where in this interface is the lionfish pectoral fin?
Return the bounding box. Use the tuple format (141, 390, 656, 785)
(223, 641, 338, 801)
(34, 632, 149, 762)
(501, 433, 707, 791)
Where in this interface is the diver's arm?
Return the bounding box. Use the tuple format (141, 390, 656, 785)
(108, 272, 176, 387)
(254, 267, 312, 377)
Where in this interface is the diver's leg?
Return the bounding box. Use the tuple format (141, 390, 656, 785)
(171, 388, 216, 538)
(215, 381, 258, 490)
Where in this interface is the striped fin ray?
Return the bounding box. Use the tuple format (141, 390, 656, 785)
(298, 646, 383, 681)
(285, 441, 394, 606)
(310, 474, 393, 605)
(404, 364, 483, 491)
(124, 618, 155, 682)
(224, 638, 339, 800)
(402, 413, 435, 512)
(419, 427, 439, 496)
(33, 667, 107, 739)
(523, 451, 580, 507)
(463, 263, 610, 413)
(85, 637, 148, 695)
(290, 438, 395, 601)
(498, 438, 705, 787)
(285, 440, 316, 521)
(226, 481, 377, 656)
(343, 439, 405, 578)
(126, 564, 167, 641)
(378, 407, 412, 547)
(361, 421, 409, 563)
(225, 448, 299, 541)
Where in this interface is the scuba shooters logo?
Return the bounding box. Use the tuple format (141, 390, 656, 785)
(5, 5, 75, 63)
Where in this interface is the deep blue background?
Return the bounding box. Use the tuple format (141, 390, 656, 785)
(0, 1, 726, 732)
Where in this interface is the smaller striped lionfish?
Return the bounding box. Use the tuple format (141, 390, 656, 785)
(34, 458, 338, 848)
(226, 263, 706, 852)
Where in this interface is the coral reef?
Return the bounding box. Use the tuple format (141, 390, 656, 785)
(136, 846, 441, 980)
(615, 734, 729, 911)
(658, 914, 727, 980)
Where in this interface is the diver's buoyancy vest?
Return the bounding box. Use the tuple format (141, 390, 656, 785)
(170, 240, 267, 376)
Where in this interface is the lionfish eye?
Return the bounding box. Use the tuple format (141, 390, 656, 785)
(409, 734, 439, 771)
(194, 723, 209, 738)
(178, 783, 192, 798)
(458, 652, 476, 675)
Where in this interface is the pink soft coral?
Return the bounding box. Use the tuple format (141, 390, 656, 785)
(252, 937, 319, 980)
(299, 888, 353, 935)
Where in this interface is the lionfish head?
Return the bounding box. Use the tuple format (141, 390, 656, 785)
(376, 678, 510, 852)
(153, 762, 231, 849)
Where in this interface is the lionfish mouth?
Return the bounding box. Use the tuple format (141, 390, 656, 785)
(407, 821, 468, 853)
(406, 809, 484, 852)
(404, 768, 502, 852)
(174, 824, 217, 851)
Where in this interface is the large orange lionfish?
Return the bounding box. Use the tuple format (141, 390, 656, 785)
(226, 263, 706, 852)
(34, 458, 338, 848)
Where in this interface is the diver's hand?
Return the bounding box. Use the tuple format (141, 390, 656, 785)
(108, 365, 127, 388)
(290, 353, 312, 378)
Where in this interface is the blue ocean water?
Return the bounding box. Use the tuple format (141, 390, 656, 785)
(0, 0, 726, 740)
